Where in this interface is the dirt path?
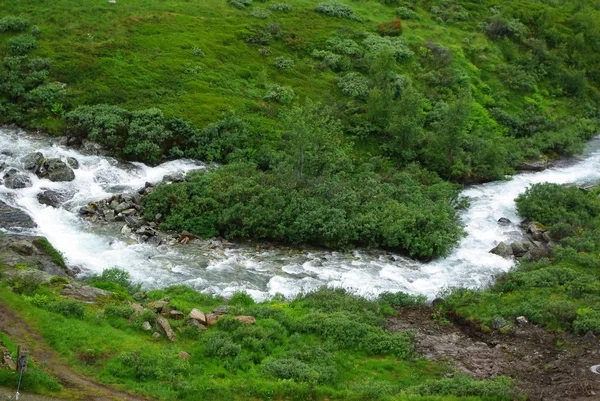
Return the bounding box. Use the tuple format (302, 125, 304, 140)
(0, 302, 153, 401)
(389, 306, 600, 401)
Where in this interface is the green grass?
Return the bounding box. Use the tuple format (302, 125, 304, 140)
(32, 238, 66, 269)
(0, 282, 515, 401)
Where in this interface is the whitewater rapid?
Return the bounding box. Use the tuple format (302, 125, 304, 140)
(1, 127, 600, 301)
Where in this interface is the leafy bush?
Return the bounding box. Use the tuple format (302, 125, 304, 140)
(377, 18, 403, 37)
(7, 270, 45, 295)
(204, 334, 242, 358)
(573, 308, 600, 334)
(413, 376, 513, 397)
(263, 84, 295, 104)
(325, 37, 362, 56)
(110, 350, 189, 381)
(249, 8, 272, 19)
(362, 34, 414, 61)
(0, 16, 29, 32)
(7, 35, 37, 56)
(274, 56, 294, 69)
(315, 1, 361, 21)
(378, 291, 427, 308)
(269, 3, 292, 12)
(45, 300, 85, 319)
(104, 304, 135, 319)
(338, 72, 370, 99)
(482, 15, 527, 41)
(311, 50, 350, 71)
(396, 7, 420, 20)
(228, 0, 252, 9)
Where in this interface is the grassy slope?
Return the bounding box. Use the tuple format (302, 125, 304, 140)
(1, 0, 589, 131)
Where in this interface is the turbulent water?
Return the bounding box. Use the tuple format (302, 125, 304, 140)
(1, 128, 600, 301)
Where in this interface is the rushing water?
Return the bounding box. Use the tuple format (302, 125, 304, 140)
(1, 127, 600, 301)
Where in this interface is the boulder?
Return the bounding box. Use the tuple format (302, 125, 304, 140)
(189, 308, 206, 324)
(162, 172, 185, 183)
(37, 190, 72, 208)
(10, 240, 35, 256)
(522, 221, 545, 241)
(124, 216, 141, 229)
(147, 299, 169, 312)
(205, 313, 221, 326)
(1, 345, 16, 370)
(157, 316, 176, 341)
(488, 316, 508, 330)
(170, 310, 185, 320)
(490, 242, 513, 258)
(516, 316, 528, 326)
(114, 202, 130, 213)
(37, 158, 75, 182)
(130, 303, 144, 314)
(121, 225, 132, 235)
(0, 201, 36, 229)
(511, 241, 531, 257)
(61, 283, 110, 303)
(178, 351, 191, 359)
(21, 152, 44, 172)
(234, 315, 256, 325)
(517, 159, 553, 172)
(521, 244, 552, 261)
(142, 321, 152, 331)
(66, 157, 79, 169)
(3, 168, 32, 189)
(497, 217, 512, 226)
(187, 319, 207, 332)
(104, 209, 116, 222)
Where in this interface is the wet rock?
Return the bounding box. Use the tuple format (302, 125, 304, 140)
(37, 190, 72, 208)
(81, 140, 103, 155)
(189, 308, 206, 324)
(79, 206, 96, 215)
(3, 168, 32, 189)
(234, 315, 256, 325)
(1, 150, 13, 157)
(157, 316, 176, 341)
(490, 242, 513, 258)
(187, 319, 207, 332)
(66, 157, 79, 169)
(21, 152, 44, 172)
(61, 283, 110, 303)
(0, 161, 7, 172)
(511, 241, 531, 257)
(162, 172, 185, 183)
(178, 351, 191, 359)
(517, 159, 553, 172)
(522, 221, 546, 241)
(0, 201, 36, 229)
(179, 231, 196, 244)
(170, 310, 185, 320)
(497, 217, 512, 226)
(136, 226, 155, 237)
(125, 216, 141, 229)
(104, 209, 116, 222)
(114, 202, 130, 213)
(121, 225, 132, 235)
(142, 321, 152, 331)
(36, 158, 75, 182)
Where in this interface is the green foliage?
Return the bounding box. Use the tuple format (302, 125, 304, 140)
(413, 376, 514, 398)
(396, 7, 420, 20)
(249, 8, 272, 19)
(104, 303, 135, 319)
(269, 3, 292, 12)
(0, 16, 29, 32)
(7, 34, 37, 56)
(315, 1, 361, 22)
(273, 56, 294, 70)
(362, 34, 414, 61)
(228, 0, 252, 9)
(338, 72, 369, 99)
(45, 299, 85, 319)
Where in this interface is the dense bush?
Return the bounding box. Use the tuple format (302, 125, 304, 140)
(274, 56, 294, 69)
(228, 0, 252, 9)
(7, 34, 37, 56)
(396, 7, 420, 20)
(264, 84, 295, 103)
(315, 1, 361, 21)
(0, 16, 29, 32)
(338, 72, 370, 99)
(362, 34, 414, 61)
(377, 18, 403, 37)
(268, 3, 292, 12)
(249, 8, 272, 19)
(45, 300, 85, 319)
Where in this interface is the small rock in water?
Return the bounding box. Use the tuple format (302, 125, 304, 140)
(37, 158, 75, 182)
(21, 152, 44, 172)
(497, 217, 511, 226)
(66, 157, 79, 169)
(490, 242, 513, 258)
(3, 168, 32, 189)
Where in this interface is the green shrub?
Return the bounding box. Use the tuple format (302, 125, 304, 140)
(228, 0, 252, 9)
(362, 34, 414, 61)
(274, 56, 294, 69)
(45, 300, 85, 319)
(24, 293, 49, 308)
(7, 270, 45, 295)
(269, 3, 292, 11)
(249, 8, 272, 19)
(315, 1, 361, 21)
(229, 291, 256, 307)
(378, 291, 427, 308)
(0, 16, 29, 32)
(7, 34, 37, 56)
(413, 376, 513, 397)
(110, 350, 189, 381)
(263, 84, 295, 104)
(204, 334, 242, 358)
(573, 308, 600, 334)
(395, 7, 420, 20)
(104, 303, 135, 319)
(325, 37, 362, 56)
(338, 72, 370, 99)
(262, 358, 314, 382)
(311, 50, 350, 71)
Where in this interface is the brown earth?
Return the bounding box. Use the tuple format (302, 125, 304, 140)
(389, 306, 600, 401)
(0, 301, 154, 401)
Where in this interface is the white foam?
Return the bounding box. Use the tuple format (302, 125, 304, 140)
(1, 127, 600, 300)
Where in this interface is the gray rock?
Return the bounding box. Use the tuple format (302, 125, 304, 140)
(489, 316, 508, 330)
(81, 140, 103, 155)
(187, 319, 207, 331)
(104, 209, 116, 222)
(142, 321, 152, 331)
(1, 150, 13, 157)
(37, 158, 75, 182)
(21, 152, 44, 172)
(61, 283, 110, 303)
(516, 316, 528, 326)
(37, 190, 72, 208)
(170, 310, 185, 320)
(66, 157, 79, 169)
(3, 168, 32, 189)
(522, 221, 545, 241)
(189, 308, 206, 324)
(511, 241, 531, 257)
(133, 291, 147, 301)
(212, 305, 231, 315)
(152, 332, 161, 339)
(114, 202, 130, 213)
(542, 232, 553, 243)
(10, 240, 35, 256)
(162, 172, 185, 183)
(157, 316, 176, 341)
(121, 225, 132, 235)
(497, 217, 511, 226)
(490, 242, 513, 258)
(125, 216, 141, 229)
(517, 159, 553, 172)
(0, 201, 36, 229)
